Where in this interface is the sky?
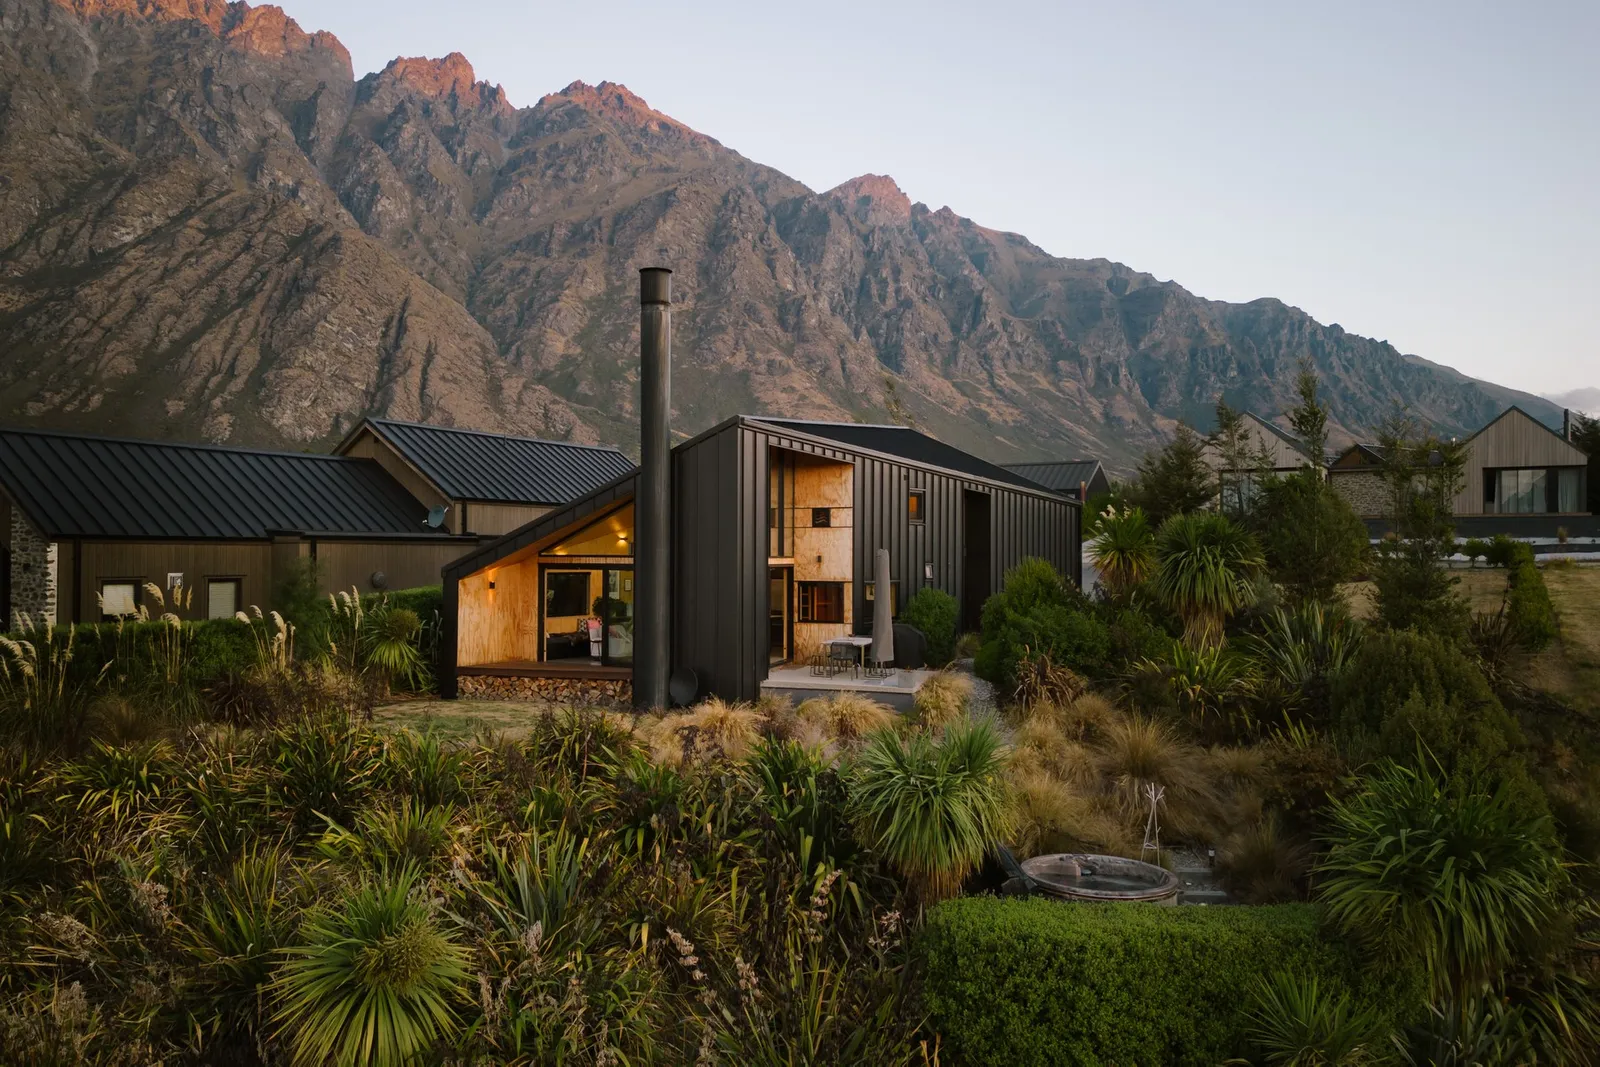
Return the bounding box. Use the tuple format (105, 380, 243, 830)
(276, 0, 1598, 396)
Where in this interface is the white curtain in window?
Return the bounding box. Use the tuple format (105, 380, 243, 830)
(101, 583, 137, 616)
(1558, 469, 1581, 513)
(207, 580, 238, 620)
(1497, 469, 1549, 514)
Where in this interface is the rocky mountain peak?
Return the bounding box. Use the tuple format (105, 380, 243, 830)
(379, 51, 511, 116)
(58, 0, 349, 69)
(828, 174, 913, 224)
(541, 79, 718, 144)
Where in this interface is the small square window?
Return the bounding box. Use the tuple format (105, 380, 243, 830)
(207, 579, 241, 620)
(811, 507, 832, 528)
(99, 581, 140, 620)
(864, 580, 900, 616)
(908, 490, 925, 524)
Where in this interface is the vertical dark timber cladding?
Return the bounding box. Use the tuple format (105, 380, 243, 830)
(672, 422, 762, 702)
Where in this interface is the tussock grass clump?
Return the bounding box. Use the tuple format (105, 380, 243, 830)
(1217, 815, 1310, 904)
(913, 672, 973, 730)
(796, 693, 896, 742)
(637, 698, 766, 765)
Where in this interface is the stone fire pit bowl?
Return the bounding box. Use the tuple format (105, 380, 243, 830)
(1019, 853, 1181, 905)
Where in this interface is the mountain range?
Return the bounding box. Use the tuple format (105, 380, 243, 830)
(0, 0, 1573, 473)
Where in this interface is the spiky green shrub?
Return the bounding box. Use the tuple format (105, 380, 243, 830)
(849, 718, 1012, 903)
(272, 866, 469, 1067)
(899, 586, 960, 665)
(364, 608, 428, 692)
(1090, 505, 1157, 598)
(1317, 760, 1564, 1004)
(1152, 510, 1265, 648)
(1242, 971, 1385, 1066)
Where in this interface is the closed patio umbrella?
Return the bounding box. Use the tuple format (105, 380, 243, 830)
(871, 547, 895, 666)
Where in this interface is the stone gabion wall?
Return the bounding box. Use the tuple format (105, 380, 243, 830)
(8, 511, 57, 626)
(1329, 471, 1388, 518)
(459, 673, 632, 707)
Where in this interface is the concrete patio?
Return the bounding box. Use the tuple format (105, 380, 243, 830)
(759, 665, 936, 711)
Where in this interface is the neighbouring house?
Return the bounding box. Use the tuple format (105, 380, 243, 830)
(441, 417, 1082, 704)
(0, 427, 487, 628)
(1202, 411, 1321, 511)
(1329, 406, 1591, 524)
(1002, 459, 1111, 503)
(335, 418, 635, 537)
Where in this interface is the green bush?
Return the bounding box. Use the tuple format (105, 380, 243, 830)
(974, 559, 1114, 687)
(1506, 559, 1556, 652)
(920, 898, 1421, 1066)
(1484, 534, 1524, 569)
(370, 585, 443, 622)
(899, 587, 960, 665)
(1330, 631, 1539, 802)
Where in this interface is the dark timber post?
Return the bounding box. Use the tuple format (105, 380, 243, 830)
(636, 267, 672, 710)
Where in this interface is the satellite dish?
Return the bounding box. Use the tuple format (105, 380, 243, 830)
(369, 571, 388, 590)
(424, 505, 450, 529)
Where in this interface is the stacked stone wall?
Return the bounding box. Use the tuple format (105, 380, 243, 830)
(8, 511, 56, 626)
(1329, 471, 1388, 518)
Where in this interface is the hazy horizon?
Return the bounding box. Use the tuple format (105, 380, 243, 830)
(275, 0, 1598, 398)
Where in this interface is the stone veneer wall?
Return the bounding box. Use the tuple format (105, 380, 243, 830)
(1329, 471, 1389, 518)
(8, 510, 57, 626)
(459, 673, 631, 707)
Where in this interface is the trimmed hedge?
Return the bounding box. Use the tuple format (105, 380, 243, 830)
(919, 897, 1420, 1066)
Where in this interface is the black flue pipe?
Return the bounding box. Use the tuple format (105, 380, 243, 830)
(635, 267, 672, 710)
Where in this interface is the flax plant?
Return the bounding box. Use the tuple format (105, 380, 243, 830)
(1090, 505, 1157, 599)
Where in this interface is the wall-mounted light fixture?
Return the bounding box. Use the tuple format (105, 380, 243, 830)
(488, 580, 497, 590)
(815, 554, 823, 564)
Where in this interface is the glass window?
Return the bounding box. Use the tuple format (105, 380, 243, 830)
(600, 569, 634, 665)
(811, 507, 832, 528)
(545, 504, 634, 556)
(1558, 469, 1581, 513)
(99, 581, 139, 619)
(908, 490, 925, 524)
(797, 581, 845, 623)
(545, 571, 592, 617)
(1496, 469, 1550, 514)
(207, 579, 240, 620)
(864, 580, 900, 616)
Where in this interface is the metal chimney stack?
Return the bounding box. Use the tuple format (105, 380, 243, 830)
(635, 267, 672, 710)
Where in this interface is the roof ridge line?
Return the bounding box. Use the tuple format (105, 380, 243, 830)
(370, 418, 628, 454)
(0, 425, 374, 463)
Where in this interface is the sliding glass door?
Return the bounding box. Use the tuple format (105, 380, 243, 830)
(541, 565, 634, 666)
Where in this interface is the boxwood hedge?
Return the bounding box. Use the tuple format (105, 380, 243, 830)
(919, 897, 1420, 1066)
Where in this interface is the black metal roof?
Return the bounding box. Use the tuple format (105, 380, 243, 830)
(751, 420, 1052, 492)
(0, 428, 448, 540)
(360, 419, 635, 505)
(1002, 460, 1104, 494)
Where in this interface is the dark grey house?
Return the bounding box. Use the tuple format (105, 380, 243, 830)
(1003, 459, 1111, 503)
(441, 416, 1081, 703)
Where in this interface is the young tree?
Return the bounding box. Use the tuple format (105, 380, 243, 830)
(1371, 410, 1469, 637)
(1209, 399, 1275, 521)
(1256, 475, 1370, 603)
(1090, 506, 1157, 599)
(1286, 357, 1330, 465)
(1130, 423, 1214, 526)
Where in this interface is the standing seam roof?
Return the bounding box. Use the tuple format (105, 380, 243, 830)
(750, 420, 1057, 493)
(0, 428, 448, 540)
(1002, 461, 1103, 494)
(364, 419, 636, 505)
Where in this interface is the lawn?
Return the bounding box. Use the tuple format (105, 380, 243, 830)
(1343, 563, 1600, 713)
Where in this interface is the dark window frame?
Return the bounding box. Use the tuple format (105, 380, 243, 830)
(864, 579, 901, 617)
(797, 580, 846, 623)
(811, 507, 832, 528)
(908, 489, 926, 524)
